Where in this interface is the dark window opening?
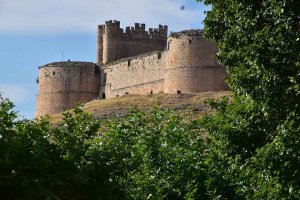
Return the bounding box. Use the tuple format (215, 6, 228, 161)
(150, 90, 153, 95)
(177, 90, 181, 94)
(158, 52, 161, 59)
(104, 73, 107, 83)
(53, 71, 55, 75)
(95, 66, 101, 75)
(128, 59, 131, 66)
(125, 92, 129, 95)
(102, 93, 106, 99)
(189, 39, 192, 44)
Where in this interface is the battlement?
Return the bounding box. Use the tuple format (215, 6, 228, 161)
(105, 20, 121, 28)
(97, 20, 168, 64)
(98, 24, 105, 31)
(97, 20, 168, 40)
(123, 24, 168, 39)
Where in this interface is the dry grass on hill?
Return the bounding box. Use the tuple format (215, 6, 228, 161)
(50, 91, 230, 124)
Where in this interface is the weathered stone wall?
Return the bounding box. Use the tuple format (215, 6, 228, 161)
(97, 20, 167, 64)
(36, 62, 101, 117)
(164, 30, 229, 94)
(103, 51, 166, 98)
(100, 29, 228, 99)
(114, 38, 166, 63)
(36, 27, 229, 117)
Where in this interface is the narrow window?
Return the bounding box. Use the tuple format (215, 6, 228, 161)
(104, 73, 107, 83)
(94, 66, 101, 75)
(53, 71, 55, 75)
(128, 59, 131, 66)
(177, 90, 181, 94)
(189, 39, 192, 44)
(158, 52, 161, 59)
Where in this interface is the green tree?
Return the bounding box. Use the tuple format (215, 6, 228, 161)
(90, 108, 207, 199)
(197, 0, 300, 199)
(0, 97, 208, 199)
(0, 98, 116, 199)
(0, 97, 57, 198)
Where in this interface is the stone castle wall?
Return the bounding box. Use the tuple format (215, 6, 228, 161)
(103, 51, 166, 98)
(102, 30, 228, 98)
(36, 62, 101, 117)
(36, 21, 229, 117)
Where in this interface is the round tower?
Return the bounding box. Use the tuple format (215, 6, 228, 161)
(36, 62, 101, 117)
(96, 25, 104, 64)
(102, 20, 121, 64)
(164, 30, 228, 94)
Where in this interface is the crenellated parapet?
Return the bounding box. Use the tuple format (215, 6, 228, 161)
(97, 20, 168, 64)
(104, 20, 121, 29)
(100, 20, 168, 40)
(123, 23, 168, 40)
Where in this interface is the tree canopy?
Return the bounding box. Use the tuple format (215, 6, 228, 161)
(197, 0, 300, 198)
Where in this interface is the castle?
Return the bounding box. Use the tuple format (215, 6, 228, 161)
(35, 20, 228, 117)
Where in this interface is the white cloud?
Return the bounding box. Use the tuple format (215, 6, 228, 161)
(0, 84, 28, 103)
(0, 0, 206, 34)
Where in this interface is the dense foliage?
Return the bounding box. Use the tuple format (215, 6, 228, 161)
(197, 0, 300, 199)
(0, 98, 208, 199)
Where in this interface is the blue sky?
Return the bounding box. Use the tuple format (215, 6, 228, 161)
(0, 0, 208, 119)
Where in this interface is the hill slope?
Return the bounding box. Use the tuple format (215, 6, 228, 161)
(50, 91, 230, 123)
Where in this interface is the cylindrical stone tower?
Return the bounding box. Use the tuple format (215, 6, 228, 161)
(96, 25, 104, 64)
(164, 30, 228, 94)
(36, 61, 101, 117)
(103, 20, 121, 64)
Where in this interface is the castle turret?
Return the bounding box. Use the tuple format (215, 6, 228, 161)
(164, 30, 228, 94)
(102, 20, 121, 64)
(35, 62, 102, 117)
(96, 25, 105, 64)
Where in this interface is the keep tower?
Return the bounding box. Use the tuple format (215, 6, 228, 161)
(97, 20, 168, 64)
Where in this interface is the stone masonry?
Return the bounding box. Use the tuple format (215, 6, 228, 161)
(36, 21, 228, 117)
(36, 62, 101, 117)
